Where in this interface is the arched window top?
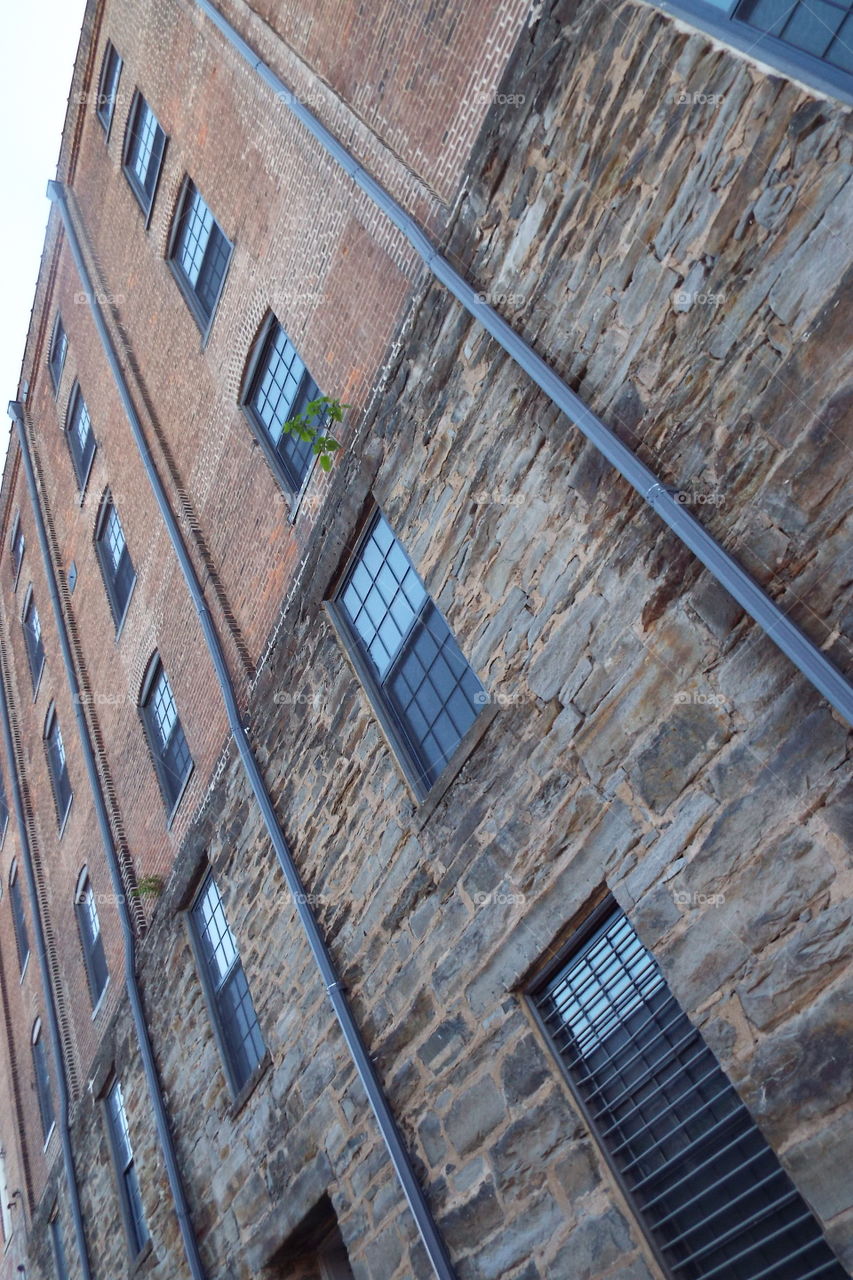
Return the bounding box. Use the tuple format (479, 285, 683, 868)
(9, 856, 18, 887)
(21, 582, 34, 621)
(43, 700, 58, 740)
(75, 865, 90, 904)
(138, 650, 161, 706)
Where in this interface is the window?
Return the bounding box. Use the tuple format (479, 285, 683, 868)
(334, 512, 485, 797)
(0, 1145, 12, 1243)
(122, 91, 166, 218)
(66, 385, 97, 490)
(189, 871, 265, 1093)
(660, 0, 852, 97)
(9, 861, 29, 975)
(242, 315, 321, 494)
(532, 904, 846, 1280)
(44, 705, 73, 829)
(49, 1213, 69, 1280)
(76, 872, 109, 1007)
(168, 180, 232, 332)
(96, 41, 122, 133)
(22, 590, 46, 691)
(0, 765, 8, 844)
(139, 655, 193, 814)
(104, 1079, 148, 1255)
(95, 492, 136, 627)
(10, 515, 24, 583)
(48, 318, 67, 391)
(32, 1021, 55, 1144)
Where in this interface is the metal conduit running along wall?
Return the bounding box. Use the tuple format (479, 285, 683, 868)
(192, 0, 853, 727)
(0, 643, 93, 1280)
(7, 399, 209, 1280)
(43, 181, 459, 1280)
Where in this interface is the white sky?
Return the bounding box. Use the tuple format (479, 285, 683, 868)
(0, 0, 89, 458)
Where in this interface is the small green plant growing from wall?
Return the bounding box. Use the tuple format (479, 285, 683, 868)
(131, 875, 164, 900)
(281, 395, 348, 471)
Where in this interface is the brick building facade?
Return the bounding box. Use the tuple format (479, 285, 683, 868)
(0, 0, 850, 1278)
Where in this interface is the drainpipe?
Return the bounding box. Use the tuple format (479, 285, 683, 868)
(44, 181, 457, 1280)
(0, 644, 93, 1280)
(193, 0, 853, 727)
(7, 400, 208, 1280)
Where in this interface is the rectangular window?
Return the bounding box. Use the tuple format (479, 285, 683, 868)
(105, 1080, 148, 1256)
(22, 596, 45, 691)
(49, 319, 67, 392)
(49, 1214, 69, 1280)
(10, 867, 29, 974)
(0, 1145, 12, 1243)
(190, 872, 265, 1093)
(532, 904, 846, 1280)
(140, 658, 193, 813)
(66, 387, 97, 490)
(32, 1030, 55, 1143)
(244, 316, 319, 493)
(11, 517, 24, 582)
(95, 495, 136, 626)
(76, 877, 109, 1007)
(168, 180, 232, 332)
(45, 713, 73, 828)
(0, 766, 8, 844)
(96, 41, 122, 132)
(122, 91, 166, 217)
(334, 512, 484, 797)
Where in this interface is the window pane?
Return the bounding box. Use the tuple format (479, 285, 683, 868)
(126, 97, 163, 198)
(33, 1034, 54, 1139)
(248, 319, 318, 490)
(11, 872, 29, 970)
(107, 1082, 133, 1167)
(534, 909, 847, 1280)
(97, 45, 121, 128)
(172, 184, 231, 326)
(193, 875, 238, 987)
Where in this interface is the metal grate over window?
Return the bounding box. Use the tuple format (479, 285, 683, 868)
(141, 658, 192, 812)
(533, 906, 846, 1280)
(96, 496, 136, 625)
(66, 388, 96, 489)
(338, 513, 484, 795)
(191, 872, 265, 1092)
(169, 182, 232, 329)
(246, 318, 318, 492)
(123, 93, 166, 214)
(105, 1080, 148, 1255)
(735, 0, 853, 71)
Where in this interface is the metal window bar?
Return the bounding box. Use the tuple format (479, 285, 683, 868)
(534, 907, 846, 1279)
(249, 320, 318, 489)
(33, 1032, 55, 1139)
(10, 868, 29, 970)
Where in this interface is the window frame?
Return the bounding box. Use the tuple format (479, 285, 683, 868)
(64, 383, 98, 496)
(138, 653, 194, 822)
(21, 586, 46, 696)
(9, 859, 30, 978)
(121, 89, 167, 224)
(94, 490, 137, 634)
(95, 40, 123, 136)
(75, 869, 110, 1011)
(239, 312, 321, 505)
(327, 508, 487, 802)
(43, 703, 73, 833)
(31, 1019, 55, 1148)
(166, 176, 233, 340)
(187, 869, 266, 1097)
(0, 764, 9, 848)
(654, 0, 853, 104)
(10, 513, 25, 587)
(49, 1209, 69, 1280)
(48, 316, 67, 394)
(103, 1078, 149, 1259)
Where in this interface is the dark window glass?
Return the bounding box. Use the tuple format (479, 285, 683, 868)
(22, 596, 45, 691)
(123, 92, 166, 214)
(96, 42, 122, 131)
(0, 765, 8, 842)
(49, 320, 67, 391)
(533, 906, 846, 1280)
(191, 872, 265, 1092)
(245, 318, 319, 492)
(10, 863, 29, 974)
(140, 658, 192, 812)
(11, 519, 25, 581)
(169, 182, 232, 330)
(338, 513, 484, 794)
(66, 387, 97, 489)
(735, 0, 853, 71)
(45, 711, 72, 827)
(96, 495, 136, 625)
(105, 1080, 148, 1255)
(32, 1027, 54, 1142)
(76, 875, 109, 1006)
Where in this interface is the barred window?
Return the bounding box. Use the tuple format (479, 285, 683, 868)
(49, 318, 67, 391)
(190, 871, 265, 1093)
(242, 316, 319, 493)
(334, 512, 484, 797)
(44, 705, 73, 829)
(95, 492, 136, 627)
(168, 180, 232, 331)
(105, 1080, 148, 1255)
(139, 655, 193, 814)
(532, 904, 846, 1280)
(96, 41, 122, 132)
(9, 860, 29, 975)
(22, 591, 45, 692)
(11, 515, 24, 583)
(66, 385, 97, 489)
(76, 871, 109, 1007)
(32, 1021, 55, 1144)
(122, 91, 166, 217)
